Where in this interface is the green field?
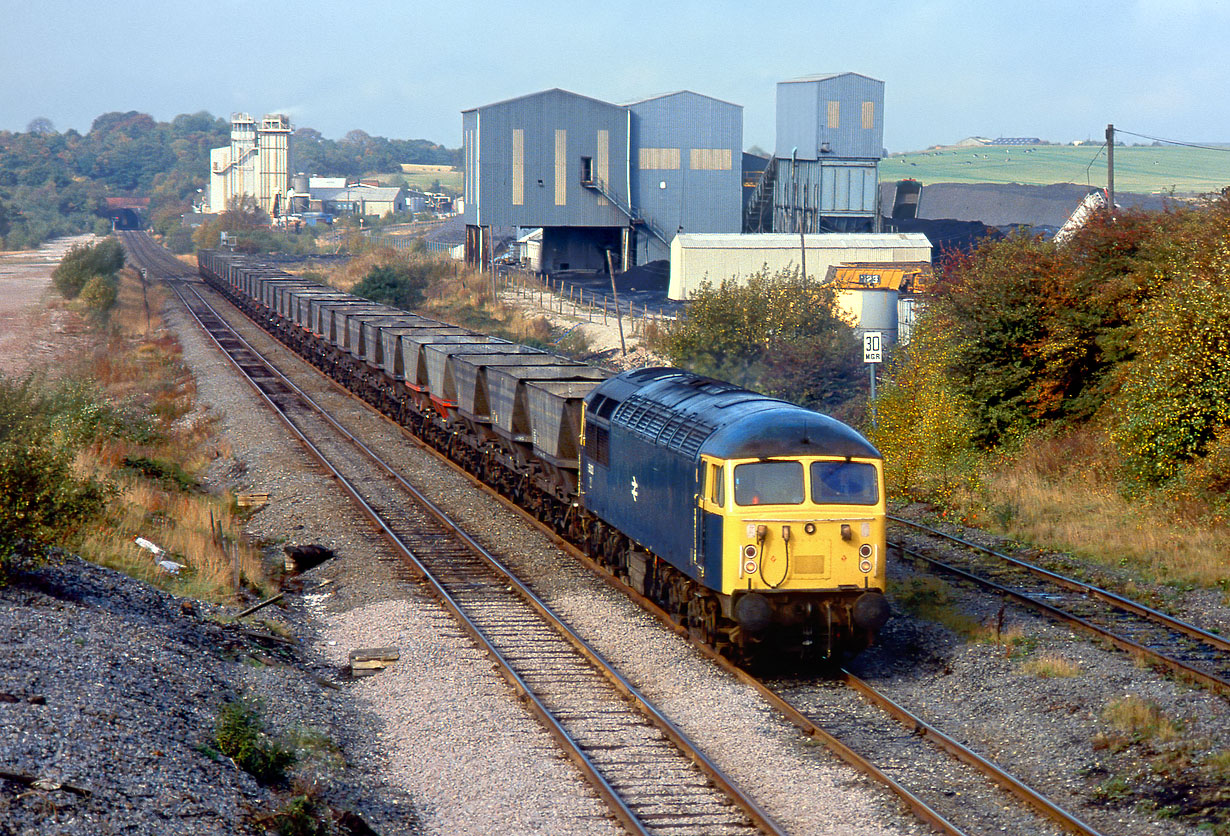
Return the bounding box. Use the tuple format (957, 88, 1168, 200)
(370, 168, 463, 195)
(883, 143, 1230, 194)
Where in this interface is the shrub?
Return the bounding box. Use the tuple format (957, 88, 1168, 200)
(214, 700, 295, 785)
(270, 793, 329, 836)
(351, 256, 455, 312)
(79, 274, 119, 317)
(931, 232, 1056, 447)
(868, 310, 981, 502)
(163, 226, 195, 254)
(1111, 274, 1230, 489)
(52, 237, 124, 299)
(654, 267, 862, 410)
(0, 376, 108, 569)
(351, 262, 431, 310)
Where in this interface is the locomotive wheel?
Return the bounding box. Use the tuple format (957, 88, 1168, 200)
(686, 594, 722, 647)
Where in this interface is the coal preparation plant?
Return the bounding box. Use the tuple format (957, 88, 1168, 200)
(462, 73, 893, 276)
(745, 72, 885, 235)
(462, 88, 743, 272)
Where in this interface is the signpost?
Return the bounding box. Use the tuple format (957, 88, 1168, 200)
(864, 331, 882, 428)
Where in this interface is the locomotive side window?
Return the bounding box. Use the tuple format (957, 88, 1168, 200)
(810, 461, 879, 505)
(733, 461, 803, 506)
(707, 463, 724, 505)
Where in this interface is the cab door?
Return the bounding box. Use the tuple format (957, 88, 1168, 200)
(694, 458, 725, 583)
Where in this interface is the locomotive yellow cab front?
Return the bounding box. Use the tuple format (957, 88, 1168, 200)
(701, 453, 889, 654)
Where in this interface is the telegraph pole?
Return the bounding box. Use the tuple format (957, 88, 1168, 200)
(1106, 124, 1115, 213)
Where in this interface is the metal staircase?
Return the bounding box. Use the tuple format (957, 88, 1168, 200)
(582, 177, 670, 245)
(743, 157, 777, 233)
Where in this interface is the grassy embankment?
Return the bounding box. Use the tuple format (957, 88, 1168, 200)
(6, 257, 271, 600)
(956, 433, 1230, 593)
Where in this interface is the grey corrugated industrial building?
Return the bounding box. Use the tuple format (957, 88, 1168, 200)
(462, 88, 741, 271)
(745, 73, 884, 234)
(626, 92, 743, 264)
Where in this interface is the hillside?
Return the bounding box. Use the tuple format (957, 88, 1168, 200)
(883, 143, 1230, 194)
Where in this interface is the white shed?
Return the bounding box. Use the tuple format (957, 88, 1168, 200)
(667, 232, 932, 300)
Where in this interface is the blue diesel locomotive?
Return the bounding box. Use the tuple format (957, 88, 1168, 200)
(581, 368, 889, 659)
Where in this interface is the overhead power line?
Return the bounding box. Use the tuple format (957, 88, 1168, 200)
(1085, 142, 1107, 188)
(1115, 129, 1230, 152)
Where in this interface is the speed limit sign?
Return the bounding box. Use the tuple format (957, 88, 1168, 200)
(863, 331, 883, 364)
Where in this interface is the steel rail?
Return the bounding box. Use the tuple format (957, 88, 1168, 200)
(838, 671, 1107, 836)
(167, 277, 788, 836)
(889, 515, 1230, 653)
(146, 235, 1099, 836)
(892, 539, 1230, 697)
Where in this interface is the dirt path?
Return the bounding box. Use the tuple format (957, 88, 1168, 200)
(0, 235, 95, 376)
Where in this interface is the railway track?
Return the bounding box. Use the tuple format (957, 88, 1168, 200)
(155, 271, 786, 836)
(761, 671, 1105, 836)
(888, 515, 1230, 697)
(120, 230, 1129, 836)
(118, 230, 198, 279)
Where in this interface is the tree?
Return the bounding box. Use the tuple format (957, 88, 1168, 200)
(25, 117, 54, 135)
(192, 195, 269, 250)
(52, 238, 125, 299)
(655, 268, 862, 412)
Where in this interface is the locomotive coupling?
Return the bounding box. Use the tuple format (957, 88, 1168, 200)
(852, 591, 890, 633)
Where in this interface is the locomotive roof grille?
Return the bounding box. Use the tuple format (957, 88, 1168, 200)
(612, 394, 717, 456)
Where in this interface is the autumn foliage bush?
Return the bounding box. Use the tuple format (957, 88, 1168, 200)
(652, 268, 863, 416)
(51, 237, 125, 303)
(878, 192, 1230, 516)
(868, 312, 980, 503)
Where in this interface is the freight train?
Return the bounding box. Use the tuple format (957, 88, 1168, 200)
(197, 249, 889, 661)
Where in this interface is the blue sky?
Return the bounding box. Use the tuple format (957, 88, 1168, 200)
(3, 0, 1227, 152)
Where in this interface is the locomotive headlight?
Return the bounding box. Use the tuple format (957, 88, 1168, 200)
(804, 522, 816, 535)
(858, 543, 874, 574)
(859, 559, 873, 573)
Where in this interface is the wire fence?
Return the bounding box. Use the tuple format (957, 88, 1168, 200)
(489, 266, 679, 337)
